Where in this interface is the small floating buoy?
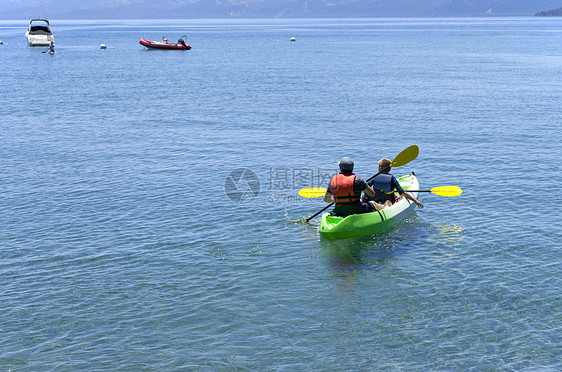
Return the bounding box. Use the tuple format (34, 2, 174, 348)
(0, 40, 4, 45)
(290, 37, 296, 42)
(100, 44, 107, 49)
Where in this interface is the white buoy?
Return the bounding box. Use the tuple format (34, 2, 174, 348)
(0, 40, 4, 45)
(100, 44, 107, 49)
(290, 37, 296, 42)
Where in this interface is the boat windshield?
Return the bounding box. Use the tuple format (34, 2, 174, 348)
(29, 20, 51, 32)
(29, 25, 51, 33)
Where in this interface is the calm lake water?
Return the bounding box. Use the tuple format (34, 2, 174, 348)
(1, 17, 561, 370)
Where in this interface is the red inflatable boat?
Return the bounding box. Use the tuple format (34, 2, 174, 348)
(139, 38, 191, 50)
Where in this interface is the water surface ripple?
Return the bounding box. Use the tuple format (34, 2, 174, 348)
(1, 18, 561, 370)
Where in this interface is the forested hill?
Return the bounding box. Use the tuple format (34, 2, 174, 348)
(536, 7, 562, 16)
(2, 0, 562, 19)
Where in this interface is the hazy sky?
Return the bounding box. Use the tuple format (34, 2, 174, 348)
(1, 0, 560, 19)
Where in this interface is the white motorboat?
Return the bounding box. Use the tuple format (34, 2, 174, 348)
(25, 19, 54, 46)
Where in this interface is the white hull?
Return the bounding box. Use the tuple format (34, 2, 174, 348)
(26, 32, 54, 46)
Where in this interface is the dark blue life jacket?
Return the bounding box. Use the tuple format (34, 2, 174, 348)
(370, 173, 393, 192)
(369, 173, 396, 203)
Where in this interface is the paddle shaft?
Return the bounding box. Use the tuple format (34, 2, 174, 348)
(366, 165, 390, 183)
(406, 190, 432, 192)
(304, 165, 390, 222)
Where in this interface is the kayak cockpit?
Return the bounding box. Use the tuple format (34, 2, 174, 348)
(322, 215, 344, 229)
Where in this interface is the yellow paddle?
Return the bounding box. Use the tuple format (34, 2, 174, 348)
(299, 185, 462, 198)
(298, 187, 329, 198)
(305, 144, 419, 222)
(413, 186, 463, 197)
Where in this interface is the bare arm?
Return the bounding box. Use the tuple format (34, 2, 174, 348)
(363, 185, 376, 198)
(402, 192, 423, 208)
(323, 191, 334, 204)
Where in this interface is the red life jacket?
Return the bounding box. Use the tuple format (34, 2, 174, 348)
(330, 173, 360, 206)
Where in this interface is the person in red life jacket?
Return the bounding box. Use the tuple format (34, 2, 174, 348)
(364, 158, 423, 208)
(323, 157, 385, 217)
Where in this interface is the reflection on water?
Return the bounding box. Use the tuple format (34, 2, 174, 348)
(320, 236, 371, 272)
(436, 223, 464, 239)
(319, 217, 425, 276)
(431, 223, 465, 263)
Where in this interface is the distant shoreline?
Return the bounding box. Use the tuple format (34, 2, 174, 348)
(535, 7, 562, 16)
(0, 15, 556, 22)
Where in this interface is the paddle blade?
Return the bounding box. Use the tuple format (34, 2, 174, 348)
(390, 144, 419, 168)
(299, 187, 327, 198)
(430, 186, 462, 197)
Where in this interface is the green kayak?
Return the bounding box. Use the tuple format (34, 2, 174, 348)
(319, 174, 419, 241)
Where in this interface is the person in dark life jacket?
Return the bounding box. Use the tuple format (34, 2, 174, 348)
(364, 158, 423, 208)
(323, 157, 386, 217)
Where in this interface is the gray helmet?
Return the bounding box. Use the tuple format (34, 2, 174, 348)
(338, 157, 354, 171)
